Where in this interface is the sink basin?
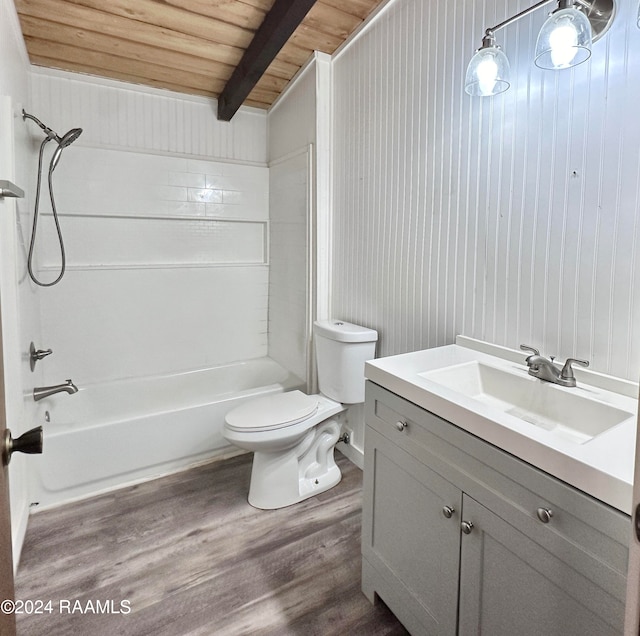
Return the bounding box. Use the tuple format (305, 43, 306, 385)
(365, 339, 639, 513)
(420, 361, 633, 445)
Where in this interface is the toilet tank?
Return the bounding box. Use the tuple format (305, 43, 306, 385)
(313, 320, 378, 404)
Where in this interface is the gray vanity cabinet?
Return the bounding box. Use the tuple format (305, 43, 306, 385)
(458, 495, 620, 636)
(362, 381, 630, 636)
(361, 425, 461, 635)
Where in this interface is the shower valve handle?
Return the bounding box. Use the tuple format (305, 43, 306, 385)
(29, 342, 53, 371)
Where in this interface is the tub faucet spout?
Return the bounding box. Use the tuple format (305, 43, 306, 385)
(33, 379, 78, 401)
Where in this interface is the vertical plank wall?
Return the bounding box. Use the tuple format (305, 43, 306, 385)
(30, 68, 266, 161)
(332, 0, 640, 380)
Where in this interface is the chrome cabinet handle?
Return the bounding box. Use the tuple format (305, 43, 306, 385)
(461, 520, 474, 534)
(394, 420, 407, 432)
(536, 507, 553, 524)
(442, 506, 455, 519)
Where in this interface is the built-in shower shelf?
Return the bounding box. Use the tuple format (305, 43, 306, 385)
(40, 262, 269, 272)
(0, 180, 24, 199)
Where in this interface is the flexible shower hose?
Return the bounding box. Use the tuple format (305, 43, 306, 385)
(27, 137, 66, 287)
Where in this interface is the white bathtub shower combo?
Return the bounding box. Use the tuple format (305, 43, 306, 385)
(32, 357, 302, 508)
(223, 320, 378, 509)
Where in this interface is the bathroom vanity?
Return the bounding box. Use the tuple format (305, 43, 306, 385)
(361, 338, 635, 636)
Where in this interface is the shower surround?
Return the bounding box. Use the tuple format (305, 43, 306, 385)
(28, 68, 302, 506)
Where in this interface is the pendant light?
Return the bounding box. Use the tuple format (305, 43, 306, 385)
(464, 33, 511, 97)
(464, 0, 616, 97)
(535, 0, 593, 69)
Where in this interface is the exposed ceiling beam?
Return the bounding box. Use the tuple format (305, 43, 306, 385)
(217, 0, 317, 121)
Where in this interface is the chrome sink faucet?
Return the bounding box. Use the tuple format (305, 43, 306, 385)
(33, 379, 78, 401)
(520, 345, 589, 388)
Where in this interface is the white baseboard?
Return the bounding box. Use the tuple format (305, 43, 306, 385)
(337, 441, 363, 470)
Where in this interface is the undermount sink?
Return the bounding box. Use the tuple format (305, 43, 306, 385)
(420, 361, 633, 445)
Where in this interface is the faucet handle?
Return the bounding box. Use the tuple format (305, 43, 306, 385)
(560, 358, 590, 380)
(520, 344, 540, 359)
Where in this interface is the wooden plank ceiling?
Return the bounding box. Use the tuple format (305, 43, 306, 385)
(14, 0, 384, 113)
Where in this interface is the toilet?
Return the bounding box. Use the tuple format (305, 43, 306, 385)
(223, 319, 378, 509)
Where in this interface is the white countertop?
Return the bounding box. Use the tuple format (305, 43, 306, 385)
(365, 337, 638, 515)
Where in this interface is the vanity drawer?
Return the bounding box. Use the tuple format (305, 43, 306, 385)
(365, 381, 630, 602)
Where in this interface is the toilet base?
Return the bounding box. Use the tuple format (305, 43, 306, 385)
(247, 418, 342, 509)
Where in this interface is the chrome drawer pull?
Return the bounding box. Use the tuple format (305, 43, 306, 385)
(442, 506, 455, 519)
(394, 420, 407, 432)
(536, 507, 553, 524)
(461, 521, 474, 534)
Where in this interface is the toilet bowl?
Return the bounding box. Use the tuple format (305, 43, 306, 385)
(225, 391, 345, 509)
(223, 320, 378, 510)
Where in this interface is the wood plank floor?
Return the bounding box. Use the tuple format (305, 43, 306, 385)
(14, 453, 408, 636)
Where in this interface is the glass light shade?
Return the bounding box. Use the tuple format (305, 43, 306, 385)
(464, 46, 511, 97)
(535, 7, 592, 69)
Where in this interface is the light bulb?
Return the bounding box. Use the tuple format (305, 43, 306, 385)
(535, 6, 591, 70)
(476, 57, 499, 96)
(549, 22, 579, 68)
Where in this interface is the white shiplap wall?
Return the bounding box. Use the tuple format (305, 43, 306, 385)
(30, 68, 267, 163)
(332, 0, 640, 381)
(29, 70, 270, 386)
(268, 60, 317, 163)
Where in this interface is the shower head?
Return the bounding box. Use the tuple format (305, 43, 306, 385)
(50, 128, 83, 171)
(50, 130, 81, 171)
(59, 128, 82, 148)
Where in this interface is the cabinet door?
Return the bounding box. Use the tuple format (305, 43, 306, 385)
(458, 495, 624, 636)
(362, 427, 462, 635)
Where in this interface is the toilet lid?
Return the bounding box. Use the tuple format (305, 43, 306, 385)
(225, 390, 319, 432)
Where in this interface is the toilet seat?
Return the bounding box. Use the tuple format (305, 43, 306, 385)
(225, 390, 319, 433)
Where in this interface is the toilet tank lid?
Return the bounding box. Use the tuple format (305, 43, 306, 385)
(313, 320, 378, 343)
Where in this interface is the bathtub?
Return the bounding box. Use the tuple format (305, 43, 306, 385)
(31, 357, 303, 509)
